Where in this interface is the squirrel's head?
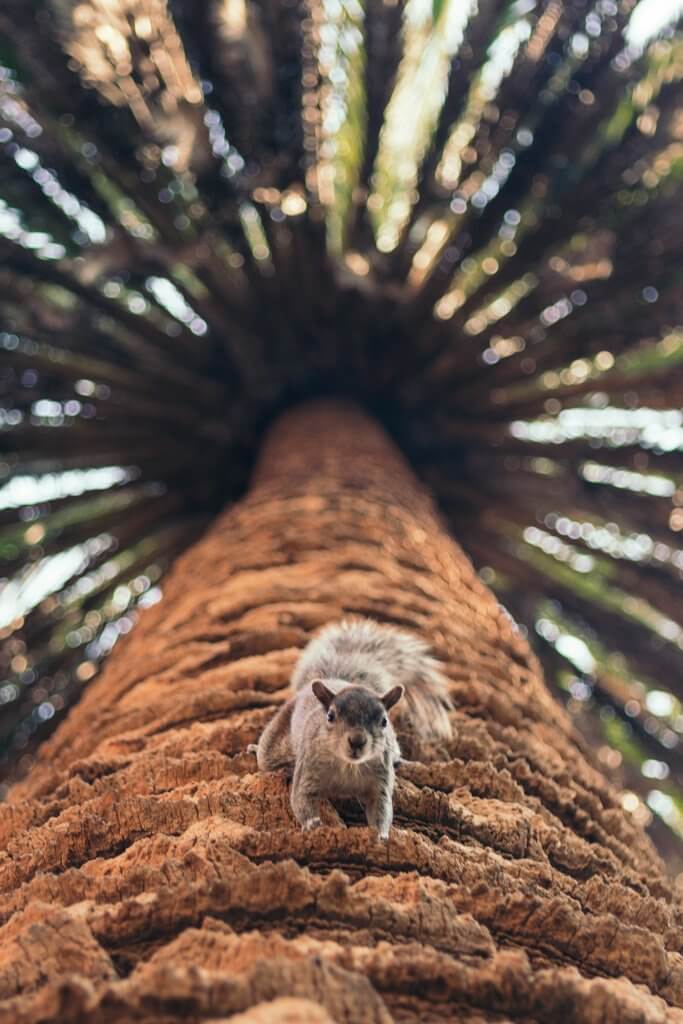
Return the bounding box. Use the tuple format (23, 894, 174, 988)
(311, 680, 403, 764)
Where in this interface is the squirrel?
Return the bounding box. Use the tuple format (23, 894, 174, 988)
(251, 618, 452, 840)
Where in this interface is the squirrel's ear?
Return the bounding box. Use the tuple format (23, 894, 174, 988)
(381, 684, 404, 711)
(311, 679, 334, 709)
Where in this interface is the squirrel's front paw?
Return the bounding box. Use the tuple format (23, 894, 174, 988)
(246, 743, 258, 756)
(375, 828, 390, 842)
(302, 816, 322, 831)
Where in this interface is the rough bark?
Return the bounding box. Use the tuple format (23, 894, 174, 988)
(0, 401, 680, 1023)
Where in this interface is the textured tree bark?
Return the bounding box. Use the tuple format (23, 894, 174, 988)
(0, 401, 680, 1023)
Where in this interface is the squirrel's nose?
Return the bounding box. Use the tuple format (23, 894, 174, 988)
(348, 732, 366, 755)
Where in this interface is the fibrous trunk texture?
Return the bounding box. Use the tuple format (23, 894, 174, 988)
(0, 401, 680, 1024)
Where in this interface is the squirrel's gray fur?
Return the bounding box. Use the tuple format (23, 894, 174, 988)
(252, 618, 452, 839)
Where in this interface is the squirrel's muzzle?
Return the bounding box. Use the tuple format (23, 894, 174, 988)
(348, 731, 367, 758)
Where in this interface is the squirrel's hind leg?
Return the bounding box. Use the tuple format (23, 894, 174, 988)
(253, 700, 295, 771)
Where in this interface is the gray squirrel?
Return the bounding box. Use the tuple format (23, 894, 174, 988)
(251, 618, 452, 840)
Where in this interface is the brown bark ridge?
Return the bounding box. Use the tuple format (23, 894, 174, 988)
(1, 400, 681, 1024)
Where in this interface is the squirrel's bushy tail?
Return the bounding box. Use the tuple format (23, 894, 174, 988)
(400, 657, 453, 744)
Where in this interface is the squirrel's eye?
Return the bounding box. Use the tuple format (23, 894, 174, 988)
(381, 716, 388, 728)
(327, 709, 336, 723)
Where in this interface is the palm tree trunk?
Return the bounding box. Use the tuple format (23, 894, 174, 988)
(0, 400, 678, 1024)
